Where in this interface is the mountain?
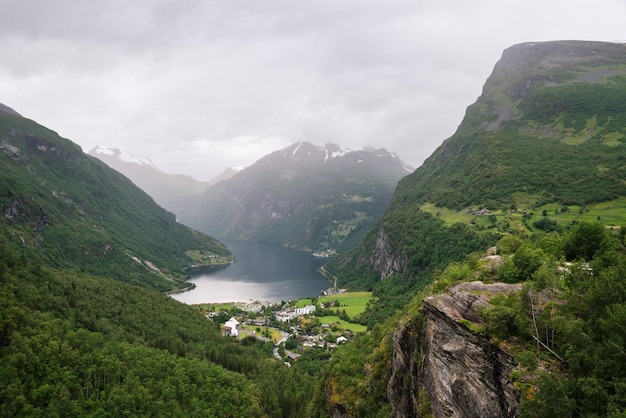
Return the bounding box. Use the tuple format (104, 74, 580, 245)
(178, 141, 413, 253)
(88, 145, 227, 214)
(312, 40, 626, 416)
(0, 103, 21, 117)
(0, 107, 233, 292)
(0, 105, 318, 417)
(327, 40, 626, 290)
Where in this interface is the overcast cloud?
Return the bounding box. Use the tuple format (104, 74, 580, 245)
(1, 0, 625, 180)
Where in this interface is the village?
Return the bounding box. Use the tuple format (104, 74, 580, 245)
(202, 291, 372, 365)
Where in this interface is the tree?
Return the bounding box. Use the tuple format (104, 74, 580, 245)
(514, 245, 545, 281)
(497, 235, 523, 255)
(563, 222, 606, 261)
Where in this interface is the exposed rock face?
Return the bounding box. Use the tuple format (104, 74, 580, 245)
(480, 40, 626, 131)
(387, 316, 422, 418)
(389, 282, 521, 418)
(369, 227, 408, 279)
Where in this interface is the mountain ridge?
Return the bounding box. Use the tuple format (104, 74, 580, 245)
(0, 107, 233, 292)
(179, 141, 413, 253)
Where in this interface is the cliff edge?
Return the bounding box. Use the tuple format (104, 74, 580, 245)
(389, 282, 522, 418)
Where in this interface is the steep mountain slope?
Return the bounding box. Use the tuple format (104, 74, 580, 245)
(313, 40, 626, 417)
(179, 142, 413, 253)
(396, 40, 626, 210)
(0, 106, 233, 292)
(88, 145, 216, 214)
(328, 40, 626, 289)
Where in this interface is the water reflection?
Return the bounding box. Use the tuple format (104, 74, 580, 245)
(171, 241, 331, 304)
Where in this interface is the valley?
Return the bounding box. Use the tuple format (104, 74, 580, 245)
(4, 40, 626, 417)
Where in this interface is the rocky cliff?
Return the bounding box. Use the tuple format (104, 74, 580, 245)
(369, 227, 408, 279)
(389, 282, 521, 418)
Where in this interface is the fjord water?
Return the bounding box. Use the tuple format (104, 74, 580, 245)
(171, 240, 331, 304)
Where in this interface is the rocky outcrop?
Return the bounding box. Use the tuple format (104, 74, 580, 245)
(389, 282, 521, 418)
(369, 227, 408, 279)
(387, 315, 423, 418)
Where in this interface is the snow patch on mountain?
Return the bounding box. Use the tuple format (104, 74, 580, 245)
(329, 146, 350, 159)
(91, 146, 158, 169)
(292, 142, 303, 156)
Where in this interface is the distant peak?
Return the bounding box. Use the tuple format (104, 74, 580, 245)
(275, 142, 413, 169)
(323, 143, 351, 160)
(89, 145, 158, 169)
(280, 142, 352, 161)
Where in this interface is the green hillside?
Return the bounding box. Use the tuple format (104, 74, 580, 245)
(326, 41, 626, 296)
(396, 41, 626, 212)
(312, 222, 626, 416)
(0, 107, 316, 417)
(0, 109, 233, 292)
(311, 40, 626, 415)
(0, 240, 312, 417)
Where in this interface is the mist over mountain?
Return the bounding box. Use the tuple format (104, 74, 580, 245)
(178, 141, 413, 253)
(0, 103, 21, 117)
(5, 39, 626, 417)
(88, 145, 240, 214)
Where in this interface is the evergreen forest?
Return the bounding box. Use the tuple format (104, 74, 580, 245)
(0, 239, 315, 417)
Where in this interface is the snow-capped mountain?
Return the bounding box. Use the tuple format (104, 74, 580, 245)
(275, 142, 413, 173)
(179, 142, 413, 253)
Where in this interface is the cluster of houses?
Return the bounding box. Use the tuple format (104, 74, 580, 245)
(218, 307, 351, 368)
(297, 333, 347, 349)
(274, 305, 316, 322)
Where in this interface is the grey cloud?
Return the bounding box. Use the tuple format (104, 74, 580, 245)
(1, 0, 626, 180)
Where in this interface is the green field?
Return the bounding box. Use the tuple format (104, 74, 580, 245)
(240, 325, 283, 343)
(296, 291, 374, 318)
(420, 197, 626, 236)
(317, 316, 368, 333)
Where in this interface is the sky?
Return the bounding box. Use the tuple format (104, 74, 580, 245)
(1, 1, 625, 181)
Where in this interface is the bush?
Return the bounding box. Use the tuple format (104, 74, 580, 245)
(498, 256, 521, 283)
(563, 222, 606, 261)
(497, 235, 523, 255)
(482, 294, 530, 339)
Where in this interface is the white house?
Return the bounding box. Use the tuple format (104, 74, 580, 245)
(223, 317, 240, 337)
(295, 305, 316, 315)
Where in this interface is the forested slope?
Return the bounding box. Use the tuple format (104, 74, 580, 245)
(0, 107, 232, 292)
(0, 239, 312, 417)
